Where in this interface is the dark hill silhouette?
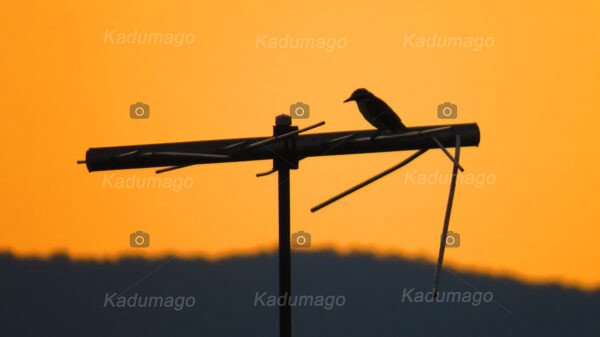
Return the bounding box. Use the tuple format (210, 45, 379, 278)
(1, 250, 598, 337)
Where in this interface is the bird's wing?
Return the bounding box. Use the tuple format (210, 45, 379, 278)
(371, 98, 407, 131)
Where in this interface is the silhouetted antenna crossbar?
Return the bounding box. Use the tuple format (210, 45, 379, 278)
(81, 123, 478, 172)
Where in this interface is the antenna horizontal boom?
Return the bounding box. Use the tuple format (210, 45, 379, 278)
(82, 123, 479, 172)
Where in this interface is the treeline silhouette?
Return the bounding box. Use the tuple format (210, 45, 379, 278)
(1, 250, 598, 337)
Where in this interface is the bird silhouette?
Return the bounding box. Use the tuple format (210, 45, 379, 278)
(344, 88, 407, 139)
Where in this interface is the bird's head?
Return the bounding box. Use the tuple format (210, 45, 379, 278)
(344, 88, 373, 103)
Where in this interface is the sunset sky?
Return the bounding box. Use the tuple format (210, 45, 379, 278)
(1, 1, 599, 289)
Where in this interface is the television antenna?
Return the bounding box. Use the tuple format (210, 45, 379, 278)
(79, 114, 479, 337)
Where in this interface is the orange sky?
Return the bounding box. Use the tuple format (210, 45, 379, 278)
(1, 1, 599, 289)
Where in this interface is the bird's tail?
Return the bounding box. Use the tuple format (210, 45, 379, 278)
(393, 123, 408, 133)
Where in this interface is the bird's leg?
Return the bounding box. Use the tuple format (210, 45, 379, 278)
(370, 130, 381, 141)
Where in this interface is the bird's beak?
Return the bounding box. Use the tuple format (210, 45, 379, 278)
(343, 96, 354, 103)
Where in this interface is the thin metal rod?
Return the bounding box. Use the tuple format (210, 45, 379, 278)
(326, 134, 355, 144)
(431, 136, 464, 172)
(256, 168, 277, 177)
(116, 150, 139, 158)
(141, 151, 230, 159)
(245, 121, 325, 150)
(155, 164, 193, 174)
(353, 126, 453, 142)
(278, 167, 292, 337)
(154, 154, 231, 173)
(432, 134, 461, 298)
(220, 140, 250, 151)
(311, 148, 428, 213)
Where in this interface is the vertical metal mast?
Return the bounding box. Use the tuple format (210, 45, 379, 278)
(273, 115, 297, 337)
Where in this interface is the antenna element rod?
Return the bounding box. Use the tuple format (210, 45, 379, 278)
(311, 148, 428, 212)
(432, 134, 461, 298)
